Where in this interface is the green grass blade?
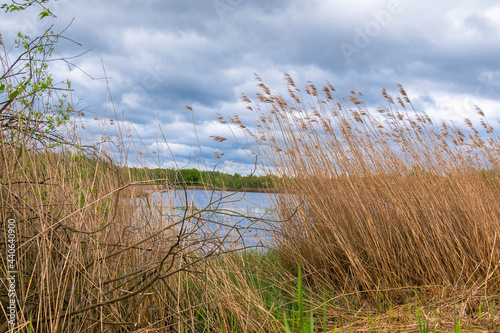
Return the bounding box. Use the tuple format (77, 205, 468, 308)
(298, 263, 303, 332)
(284, 312, 292, 333)
(309, 310, 314, 333)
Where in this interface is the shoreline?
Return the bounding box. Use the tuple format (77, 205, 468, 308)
(131, 183, 281, 194)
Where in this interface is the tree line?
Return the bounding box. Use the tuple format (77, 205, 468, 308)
(125, 167, 279, 189)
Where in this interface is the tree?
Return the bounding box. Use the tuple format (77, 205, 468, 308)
(1, 0, 80, 149)
(181, 168, 201, 184)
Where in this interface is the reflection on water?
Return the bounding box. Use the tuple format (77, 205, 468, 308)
(145, 189, 280, 248)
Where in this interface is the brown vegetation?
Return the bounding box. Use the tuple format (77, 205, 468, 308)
(2, 40, 500, 330)
(233, 73, 500, 304)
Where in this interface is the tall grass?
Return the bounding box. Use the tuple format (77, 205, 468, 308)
(3, 35, 500, 331)
(0, 130, 218, 331)
(232, 74, 500, 304)
(0, 45, 267, 331)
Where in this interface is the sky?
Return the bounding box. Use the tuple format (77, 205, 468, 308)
(1, 0, 499, 174)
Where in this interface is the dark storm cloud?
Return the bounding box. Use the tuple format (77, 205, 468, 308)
(1, 0, 500, 173)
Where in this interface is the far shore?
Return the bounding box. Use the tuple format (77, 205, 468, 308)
(131, 183, 281, 194)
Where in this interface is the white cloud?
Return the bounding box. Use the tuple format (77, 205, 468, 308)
(411, 91, 500, 124)
(121, 92, 142, 109)
(1, 0, 499, 173)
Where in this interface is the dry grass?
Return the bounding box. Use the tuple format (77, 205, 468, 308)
(230, 74, 500, 306)
(2, 38, 500, 331)
(0, 136, 240, 331)
(0, 47, 266, 331)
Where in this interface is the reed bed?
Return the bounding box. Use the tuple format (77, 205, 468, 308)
(0, 43, 267, 331)
(230, 74, 500, 305)
(0, 136, 236, 331)
(3, 33, 500, 330)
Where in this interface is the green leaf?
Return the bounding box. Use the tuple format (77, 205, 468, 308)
(39, 8, 52, 19)
(8, 89, 21, 100)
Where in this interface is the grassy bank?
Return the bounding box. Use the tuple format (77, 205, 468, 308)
(187, 250, 500, 332)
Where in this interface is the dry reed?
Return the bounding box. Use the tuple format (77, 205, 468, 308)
(3, 32, 500, 329)
(0, 46, 265, 331)
(231, 74, 500, 303)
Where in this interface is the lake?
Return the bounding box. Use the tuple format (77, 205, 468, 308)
(145, 189, 281, 248)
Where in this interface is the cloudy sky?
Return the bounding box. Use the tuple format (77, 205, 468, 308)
(1, 0, 499, 174)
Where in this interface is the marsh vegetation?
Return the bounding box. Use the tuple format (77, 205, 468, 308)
(1, 11, 499, 331)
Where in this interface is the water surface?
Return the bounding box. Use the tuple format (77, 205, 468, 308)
(147, 189, 280, 247)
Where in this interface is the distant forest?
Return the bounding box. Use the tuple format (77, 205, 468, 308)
(125, 167, 279, 189)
